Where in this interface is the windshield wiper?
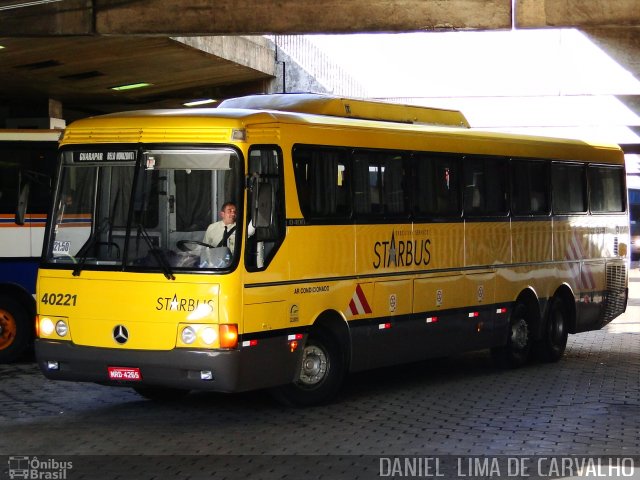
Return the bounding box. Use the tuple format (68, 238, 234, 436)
(72, 218, 110, 277)
(137, 223, 175, 280)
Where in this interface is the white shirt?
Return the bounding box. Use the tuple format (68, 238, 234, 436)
(203, 221, 236, 251)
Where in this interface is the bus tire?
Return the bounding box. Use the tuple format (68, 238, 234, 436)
(271, 328, 345, 407)
(491, 302, 531, 369)
(0, 295, 31, 363)
(133, 386, 190, 401)
(534, 296, 568, 363)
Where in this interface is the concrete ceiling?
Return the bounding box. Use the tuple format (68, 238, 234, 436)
(0, 34, 276, 118)
(0, 0, 639, 120)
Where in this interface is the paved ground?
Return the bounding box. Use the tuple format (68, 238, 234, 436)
(1, 270, 639, 479)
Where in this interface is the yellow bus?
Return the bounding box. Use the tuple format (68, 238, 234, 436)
(35, 94, 629, 405)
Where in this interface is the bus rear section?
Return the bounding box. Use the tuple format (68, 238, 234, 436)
(0, 130, 59, 362)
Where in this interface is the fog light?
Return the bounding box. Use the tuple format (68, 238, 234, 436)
(46, 361, 59, 371)
(55, 320, 68, 337)
(200, 327, 218, 345)
(181, 326, 196, 344)
(40, 318, 55, 336)
(200, 370, 213, 381)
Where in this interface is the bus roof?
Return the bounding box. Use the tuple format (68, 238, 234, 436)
(218, 93, 471, 128)
(61, 94, 623, 163)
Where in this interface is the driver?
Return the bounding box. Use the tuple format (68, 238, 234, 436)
(203, 202, 238, 251)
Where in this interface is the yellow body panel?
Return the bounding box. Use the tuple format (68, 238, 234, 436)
(37, 269, 241, 349)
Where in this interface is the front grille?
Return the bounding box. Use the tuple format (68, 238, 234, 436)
(602, 263, 627, 324)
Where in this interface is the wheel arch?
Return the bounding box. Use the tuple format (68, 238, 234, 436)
(310, 309, 351, 373)
(547, 283, 577, 334)
(515, 287, 543, 341)
(0, 282, 36, 321)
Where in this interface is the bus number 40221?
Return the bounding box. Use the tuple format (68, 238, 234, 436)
(40, 293, 77, 307)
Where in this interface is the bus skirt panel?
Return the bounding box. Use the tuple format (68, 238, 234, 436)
(35, 337, 303, 393)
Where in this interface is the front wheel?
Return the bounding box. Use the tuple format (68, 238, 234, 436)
(271, 329, 345, 407)
(491, 302, 532, 369)
(0, 295, 31, 363)
(534, 296, 568, 362)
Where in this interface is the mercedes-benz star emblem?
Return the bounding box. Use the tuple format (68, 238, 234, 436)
(113, 325, 129, 344)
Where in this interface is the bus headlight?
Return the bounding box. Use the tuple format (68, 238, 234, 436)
(181, 326, 197, 344)
(55, 320, 69, 337)
(176, 324, 238, 349)
(200, 327, 218, 345)
(40, 317, 55, 336)
(38, 316, 71, 340)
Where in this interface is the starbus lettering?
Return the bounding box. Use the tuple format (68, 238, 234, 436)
(156, 294, 215, 312)
(373, 231, 431, 269)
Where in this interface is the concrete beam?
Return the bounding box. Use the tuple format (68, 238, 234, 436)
(0, 0, 94, 35)
(516, 0, 640, 29)
(583, 28, 640, 80)
(173, 36, 276, 76)
(0, 0, 512, 36)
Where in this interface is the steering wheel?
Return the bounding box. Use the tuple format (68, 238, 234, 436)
(176, 240, 215, 252)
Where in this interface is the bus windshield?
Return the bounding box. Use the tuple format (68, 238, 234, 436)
(44, 147, 243, 273)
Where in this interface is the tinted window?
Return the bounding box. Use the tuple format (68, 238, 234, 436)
(463, 156, 508, 216)
(293, 146, 350, 219)
(352, 150, 408, 217)
(0, 141, 57, 214)
(552, 163, 586, 214)
(589, 165, 625, 213)
(413, 153, 460, 217)
(511, 160, 549, 215)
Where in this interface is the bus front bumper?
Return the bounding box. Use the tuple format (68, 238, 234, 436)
(35, 338, 302, 393)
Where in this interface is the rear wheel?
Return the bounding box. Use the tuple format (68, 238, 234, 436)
(0, 295, 31, 363)
(133, 386, 190, 401)
(491, 302, 532, 368)
(271, 328, 345, 407)
(535, 296, 568, 362)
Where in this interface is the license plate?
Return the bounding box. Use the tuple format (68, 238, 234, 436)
(108, 366, 142, 381)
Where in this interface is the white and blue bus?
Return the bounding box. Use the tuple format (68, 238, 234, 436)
(0, 129, 60, 362)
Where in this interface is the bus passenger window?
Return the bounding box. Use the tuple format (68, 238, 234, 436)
(293, 146, 350, 219)
(352, 150, 408, 218)
(588, 165, 625, 213)
(463, 157, 507, 216)
(413, 154, 460, 218)
(552, 163, 586, 214)
(511, 160, 549, 215)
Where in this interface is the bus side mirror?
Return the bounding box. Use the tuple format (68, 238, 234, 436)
(254, 182, 273, 228)
(15, 183, 30, 226)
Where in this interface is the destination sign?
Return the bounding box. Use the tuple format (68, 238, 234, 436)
(73, 151, 137, 162)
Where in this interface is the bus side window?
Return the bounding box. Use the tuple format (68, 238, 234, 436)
(352, 149, 408, 218)
(589, 165, 625, 213)
(352, 152, 371, 215)
(413, 154, 460, 218)
(463, 156, 507, 216)
(247, 146, 285, 270)
(293, 146, 351, 219)
(552, 163, 587, 214)
(511, 160, 549, 216)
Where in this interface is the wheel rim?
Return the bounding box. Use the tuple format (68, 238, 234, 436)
(0, 308, 17, 351)
(511, 318, 529, 350)
(298, 344, 328, 386)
